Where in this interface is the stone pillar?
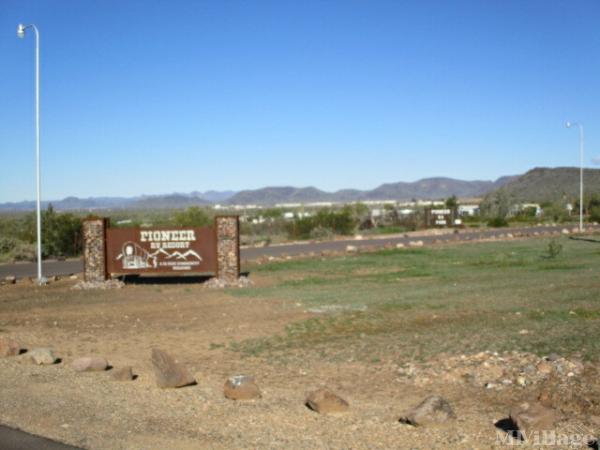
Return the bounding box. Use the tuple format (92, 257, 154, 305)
(216, 216, 240, 282)
(83, 218, 108, 282)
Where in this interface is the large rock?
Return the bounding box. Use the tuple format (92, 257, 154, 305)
(399, 395, 456, 426)
(0, 337, 21, 357)
(71, 356, 109, 372)
(224, 375, 261, 400)
(305, 389, 349, 414)
(112, 366, 134, 381)
(30, 348, 58, 365)
(509, 401, 558, 435)
(151, 348, 195, 388)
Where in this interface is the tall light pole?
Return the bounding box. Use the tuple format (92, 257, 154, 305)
(17, 23, 45, 284)
(566, 121, 584, 232)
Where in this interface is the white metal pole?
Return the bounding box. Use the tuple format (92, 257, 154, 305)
(34, 26, 43, 282)
(579, 124, 584, 232)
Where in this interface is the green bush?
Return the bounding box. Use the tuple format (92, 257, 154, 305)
(40, 206, 84, 257)
(541, 202, 570, 223)
(172, 206, 212, 227)
(12, 241, 36, 262)
(590, 206, 600, 223)
(0, 237, 17, 254)
(309, 226, 334, 240)
(287, 209, 356, 239)
(487, 217, 509, 228)
(546, 239, 563, 259)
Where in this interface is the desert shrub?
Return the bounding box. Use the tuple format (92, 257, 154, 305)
(309, 226, 334, 240)
(541, 202, 570, 223)
(42, 205, 83, 257)
(545, 239, 563, 259)
(481, 189, 512, 222)
(0, 207, 83, 259)
(487, 217, 509, 228)
(287, 217, 317, 240)
(445, 195, 458, 209)
(12, 241, 36, 261)
(287, 209, 356, 239)
(172, 206, 211, 227)
(0, 237, 17, 254)
(512, 206, 538, 223)
(589, 206, 600, 223)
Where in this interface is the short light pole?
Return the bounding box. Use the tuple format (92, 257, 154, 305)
(17, 23, 45, 284)
(566, 121, 584, 232)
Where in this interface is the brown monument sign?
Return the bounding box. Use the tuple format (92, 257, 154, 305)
(82, 216, 240, 282)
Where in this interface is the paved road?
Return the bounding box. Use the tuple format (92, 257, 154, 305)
(0, 425, 81, 450)
(0, 224, 591, 280)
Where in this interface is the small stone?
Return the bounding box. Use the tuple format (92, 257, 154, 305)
(561, 228, 570, 235)
(71, 356, 109, 372)
(396, 243, 405, 249)
(305, 389, 349, 414)
(4, 276, 16, 284)
(536, 360, 553, 375)
(69, 274, 78, 280)
(345, 245, 358, 253)
(516, 376, 527, 387)
(151, 348, 195, 388)
(0, 337, 21, 357)
(509, 401, 558, 435)
(409, 240, 424, 247)
(112, 366, 134, 381)
(399, 395, 456, 426)
(224, 375, 261, 400)
(30, 348, 58, 365)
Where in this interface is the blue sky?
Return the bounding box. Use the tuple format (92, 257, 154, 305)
(0, 0, 598, 202)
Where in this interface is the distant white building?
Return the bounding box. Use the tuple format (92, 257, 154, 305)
(458, 205, 480, 216)
(511, 203, 542, 217)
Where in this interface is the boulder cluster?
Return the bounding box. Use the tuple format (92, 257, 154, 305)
(396, 350, 586, 390)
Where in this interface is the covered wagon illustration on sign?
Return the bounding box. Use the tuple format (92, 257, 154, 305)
(116, 241, 157, 269)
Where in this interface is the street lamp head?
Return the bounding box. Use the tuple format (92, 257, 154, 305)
(17, 24, 26, 38)
(565, 121, 572, 129)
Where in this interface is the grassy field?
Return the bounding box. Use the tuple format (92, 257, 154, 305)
(231, 236, 600, 363)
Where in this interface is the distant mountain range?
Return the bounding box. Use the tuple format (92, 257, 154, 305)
(0, 177, 512, 211)
(3, 168, 597, 211)
(225, 176, 517, 205)
(0, 191, 235, 212)
(484, 167, 600, 204)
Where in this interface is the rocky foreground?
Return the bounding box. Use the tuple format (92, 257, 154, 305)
(1, 334, 599, 449)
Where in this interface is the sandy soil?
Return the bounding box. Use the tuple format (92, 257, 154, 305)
(0, 277, 598, 449)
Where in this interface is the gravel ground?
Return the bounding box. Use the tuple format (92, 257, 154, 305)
(0, 276, 598, 449)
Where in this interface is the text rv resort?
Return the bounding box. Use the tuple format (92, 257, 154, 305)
(116, 230, 203, 271)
